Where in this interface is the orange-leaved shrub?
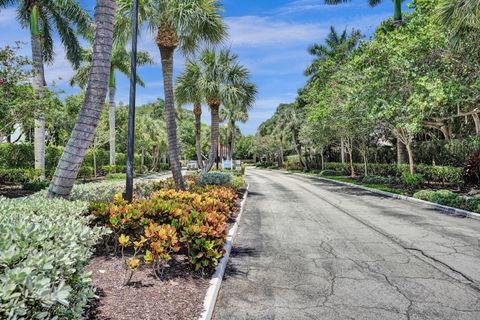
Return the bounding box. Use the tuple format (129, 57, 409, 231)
(90, 183, 238, 274)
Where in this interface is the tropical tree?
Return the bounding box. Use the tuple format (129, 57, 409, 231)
(325, 0, 404, 25)
(175, 59, 205, 168)
(48, 0, 116, 198)
(117, 0, 227, 189)
(221, 91, 255, 161)
(304, 26, 361, 79)
(190, 49, 256, 172)
(436, 0, 480, 47)
(0, 0, 91, 178)
(71, 46, 153, 165)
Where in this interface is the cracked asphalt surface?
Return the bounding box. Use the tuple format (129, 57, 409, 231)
(213, 168, 480, 320)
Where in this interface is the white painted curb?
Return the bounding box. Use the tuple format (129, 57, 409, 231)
(283, 170, 480, 221)
(199, 184, 250, 320)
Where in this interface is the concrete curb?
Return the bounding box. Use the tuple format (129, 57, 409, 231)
(199, 184, 250, 320)
(278, 170, 480, 221)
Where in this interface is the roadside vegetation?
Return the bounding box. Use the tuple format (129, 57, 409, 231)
(254, 0, 480, 213)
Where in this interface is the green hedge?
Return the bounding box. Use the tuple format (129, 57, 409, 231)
(321, 162, 462, 185)
(413, 189, 480, 213)
(0, 195, 108, 319)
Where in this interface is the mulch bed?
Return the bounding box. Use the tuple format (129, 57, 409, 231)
(84, 188, 246, 320)
(85, 254, 210, 320)
(0, 185, 35, 198)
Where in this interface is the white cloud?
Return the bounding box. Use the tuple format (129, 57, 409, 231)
(274, 0, 365, 15)
(225, 16, 324, 48)
(0, 9, 17, 25)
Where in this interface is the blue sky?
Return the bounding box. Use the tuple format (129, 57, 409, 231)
(0, 0, 398, 135)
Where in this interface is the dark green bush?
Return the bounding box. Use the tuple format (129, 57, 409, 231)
(78, 166, 94, 180)
(401, 172, 424, 187)
(158, 163, 170, 171)
(362, 175, 400, 185)
(0, 168, 43, 184)
(319, 170, 345, 176)
(23, 179, 51, 191)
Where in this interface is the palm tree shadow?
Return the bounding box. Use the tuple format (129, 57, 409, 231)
(223, 246, 258, 280)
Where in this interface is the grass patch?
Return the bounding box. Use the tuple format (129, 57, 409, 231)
(319, 175, 407, 195)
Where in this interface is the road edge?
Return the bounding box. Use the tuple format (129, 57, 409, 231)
(278, 170, 480, 221)
(199, 183, 250, 320)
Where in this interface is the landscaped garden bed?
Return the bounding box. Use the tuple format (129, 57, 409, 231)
(0, 171, 246, 320)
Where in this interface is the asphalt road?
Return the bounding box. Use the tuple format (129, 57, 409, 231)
(214, 168, 480, 320)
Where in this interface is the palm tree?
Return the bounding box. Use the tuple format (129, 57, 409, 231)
(71, 46, 153, 165)
(175, 59, 205, 169)
(221, 91, 256, 160)
(0, 0, 91, 178)
(48, 0, 116, 198)
(192, 49, 256, 172)
(305, 26, 361, 78)
(437, 0, 480, 47)
(325, 0, 404, 25)
(117, 0, 227, 189)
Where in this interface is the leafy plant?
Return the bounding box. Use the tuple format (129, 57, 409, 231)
(198, 172, 233, 187)
(464, 150, 480, 185)
(401, 172, 424, 187)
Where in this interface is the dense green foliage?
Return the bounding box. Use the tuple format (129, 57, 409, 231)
(255, 0, 480, 179)
(0, 196, 107, 319)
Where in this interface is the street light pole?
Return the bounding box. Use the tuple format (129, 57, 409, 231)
(124, 0, 139, 203)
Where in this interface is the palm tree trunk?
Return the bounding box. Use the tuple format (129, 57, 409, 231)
(108, 67, 116, 165)
(30, 5, 46, 179)
(48, 0, 116, 198)
(193, 103, 203, 169)
(108, 83, 116, 165)
(393, 0, 402, 25)
(230, 119, 236, 161)
(158, 45, 184, 189)
(204, 103, 220, 172)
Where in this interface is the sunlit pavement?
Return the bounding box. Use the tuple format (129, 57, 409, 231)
(214, 168, 480, 320)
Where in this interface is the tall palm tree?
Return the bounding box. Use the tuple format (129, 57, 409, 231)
(71, 46, 153, 165)
(117, 0, 227, 189)
(221, 93, 255, 160)
(437, 0, 480, 47)
(175, 59, 205, 169)
(48, 0, 116, 198)
(325, 0, 404, 25)
(193, 49, 256, 172)
(0, 0, 91, 178)
(305, 26, 361, 78)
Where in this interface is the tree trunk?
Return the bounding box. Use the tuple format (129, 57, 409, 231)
(141, 146, 145, 168)
(158, 44, 184, 189)
(320, 151, 324, 171)
(397, 140, 407, 164)
(393, 0, 402, 25)
(405, 141, 415, 174)
(108, 79, 116, 165)
(30, 7, 46, 179)
(93, 148, 97, 178)
(472, 113, 480, 136)
(291, 128, 307, 169)
(230, 119, 236, 161)
(204, 103, 220, 172)
(193, 103, 203, 169)
(340, 139, 345, 164)
(48, 0, 116, 198)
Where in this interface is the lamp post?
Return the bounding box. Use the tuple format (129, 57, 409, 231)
(124, 0, 139, 203)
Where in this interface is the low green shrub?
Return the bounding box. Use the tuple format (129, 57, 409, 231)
(68, 181, 123, 202)
(100, 164, 126, 175)
(78, 166, 94, 180)
(0, 196, 108, 319)
(232, 175, 245, 190)
(106, 173, 126, 180)
(401, 172, 424, 187)
(158, 163, 170, 171)
(362, 175, 400, 185)
(320, 170, 345, 177)
(23, 179, 51, 191)
(198, 172, 233, 187)
(0, 168, 43, 184)
(413, 189, 435, 201)
(413, 189, 480, 213)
